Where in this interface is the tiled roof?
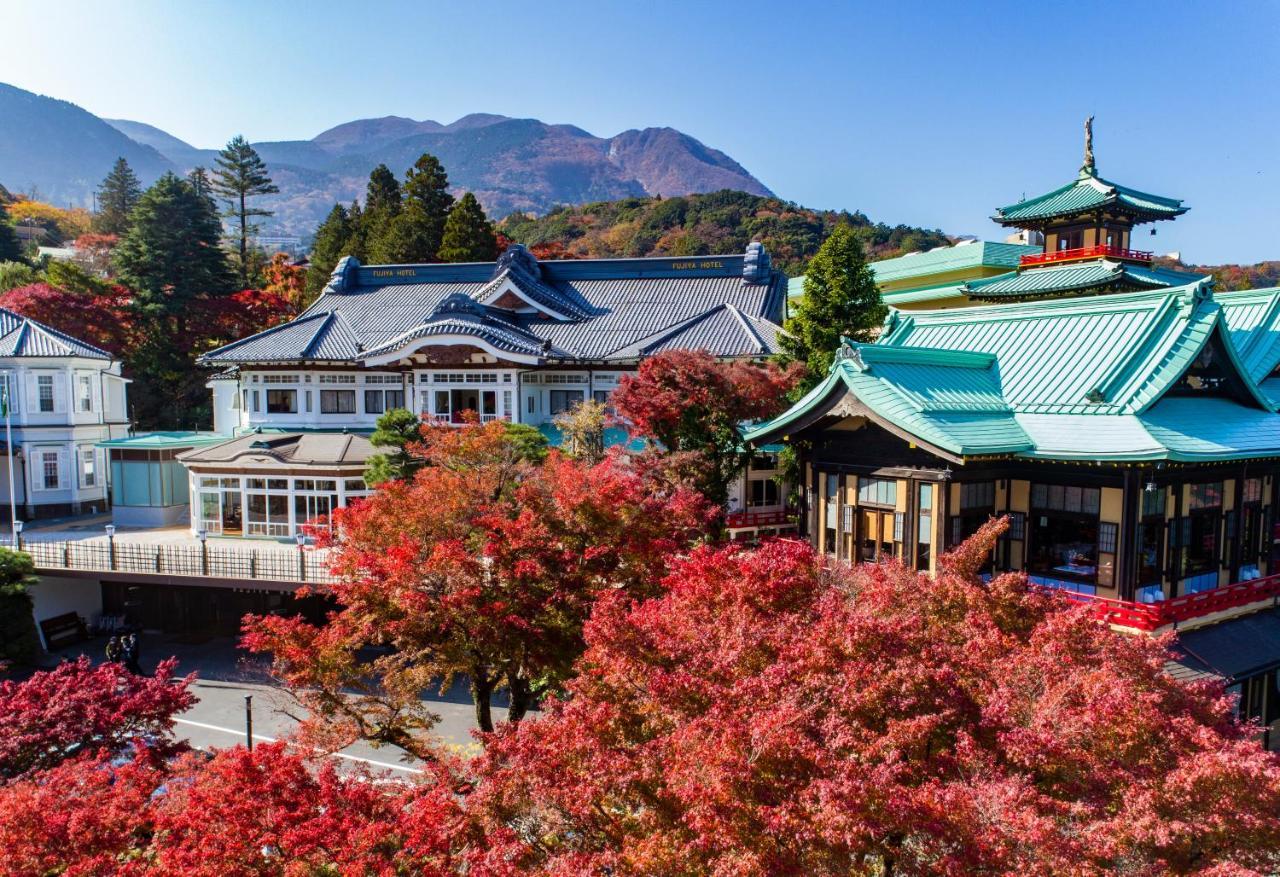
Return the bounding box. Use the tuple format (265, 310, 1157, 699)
(748, 283, 1280, 463)
(963, 260, 1201, 301)
(0, 307, 111, 360)
(994, 169, 1186, 226)
(871, 241, 1039, 284)
(200, 248, 787, 366)
(177, 431, 374, 468)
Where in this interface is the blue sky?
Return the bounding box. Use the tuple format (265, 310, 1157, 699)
(2, 0, 1277, 263)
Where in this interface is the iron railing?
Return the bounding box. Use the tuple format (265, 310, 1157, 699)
(12, 539, 336, 585)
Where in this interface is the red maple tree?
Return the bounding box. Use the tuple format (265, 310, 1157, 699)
(466, 520, 1280, 875)
(243, 418, 716, 743)
(611, 348, 799, 509)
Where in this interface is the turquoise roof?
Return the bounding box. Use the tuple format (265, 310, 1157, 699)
(97, 431, 228, 450)
(747, 283, 1280, 463)
(963, 260, 1202, 301)
(994, 169, 1186, 226)
(871, 241, 1038, 285)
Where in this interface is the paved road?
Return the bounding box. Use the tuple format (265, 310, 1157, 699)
(49, 633, 509, 776)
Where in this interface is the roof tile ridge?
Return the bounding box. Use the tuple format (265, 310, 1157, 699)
(724, 304, 765, 354)
(603, 306, 724, 360)
(301, 311, 338, 359)
(1235, 289, 1280, 367)
(1088, 293, 1185, 406)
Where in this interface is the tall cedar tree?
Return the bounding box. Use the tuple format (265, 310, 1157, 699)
(305, 203, 353, 299)
(244, 417, 714, 738)
(0, 202, 20, 263)
(779, 222, 886, 393)
(113, 172, 235, 427)
(437, 192, 498, 262)
(91, 157, 142, 236)
(360, 164, 402, 264)
(379, 153, 453, 263)
(0, 549, 39, 666)
(212, 135, 279, 288)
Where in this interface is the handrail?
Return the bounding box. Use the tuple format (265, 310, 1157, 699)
(1020, 244, 1154, 267)
(1050, 573, 1280, 631)
(9, 539, 335, 586)
(726, 509, 797, 529)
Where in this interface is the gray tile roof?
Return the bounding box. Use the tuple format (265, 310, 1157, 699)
(177, 431, 374, 468)
(200, 246, 787, 366)
(0, 307, 111, 360)
(1168, 609, 1280, 683)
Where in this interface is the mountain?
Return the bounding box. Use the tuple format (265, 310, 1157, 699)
(499, 190, 950, 276)
(0, 83, 174, 204)
(0, 83, 773, 237)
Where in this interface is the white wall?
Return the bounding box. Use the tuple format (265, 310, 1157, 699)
(29, 574, 102, 634)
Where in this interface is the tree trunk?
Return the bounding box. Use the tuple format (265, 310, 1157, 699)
(470, 671, 494, 733)
(506, 670, 533, 723)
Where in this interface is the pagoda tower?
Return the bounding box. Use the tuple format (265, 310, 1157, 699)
(958, 118, 1195, 303)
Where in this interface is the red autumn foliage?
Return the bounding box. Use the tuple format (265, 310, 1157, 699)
(243, 418, 716, 744)
(0, 656, 194, 779)
(611, 348, 800, 506)
(467, 520, 1280, 875)
(197, 286, 295, 347)
(0, 282, 135, 355)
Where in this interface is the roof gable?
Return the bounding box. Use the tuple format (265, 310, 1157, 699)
(0, 307, 111, 360)
(994, 170, 1186, 226)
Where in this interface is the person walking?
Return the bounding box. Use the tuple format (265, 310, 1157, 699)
(105, 636, 122, 664)
(122, 633, 143, 675)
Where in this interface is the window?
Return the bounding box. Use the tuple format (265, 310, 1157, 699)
(37, 375, 54, 413)
(304, 390, 313, 413)
(266, 389, 297, 414)
(261, 374, 298, 384)
(252, 390, 260, 413)
(857, 476, 896, 507)
(77, 375, 92, 412)
(549, 389, 584, 415)
(1098, 522, 1118, 554)
(80, 448, 96, 488)
(365, 388, 405, 414)
(1028, 482, 1103, 585)
(527, 395, 536, 415)
(824, 473, 839, 555)
(1242, 478, 1264, 504)
(1007, 511, 1025, 541)
(748, 478, 780, 508)
(39, 449, 60, 490)
(959, 481, 994, 509)
(320, 389, 356, 414)
(1178, 482, 1223, 578)
(592, 390, 610, 405)
(954, 481, 996, 557)
(1031, 483, 1101, 515)
(318, 374, 356, 384)
(916, 483, 933, 570)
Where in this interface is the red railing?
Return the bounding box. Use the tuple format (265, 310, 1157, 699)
(726, 509, 797, 529)
(1054, 573, 1280, 632)
(1020, 244, 1154, 268)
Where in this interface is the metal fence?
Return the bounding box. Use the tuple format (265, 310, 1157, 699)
(13, 539, 337, 585)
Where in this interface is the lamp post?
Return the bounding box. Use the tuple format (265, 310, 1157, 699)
(244, 694, 254, 751)
(13, 519, 22, 551)
(105, 524, 116, 570)
(295, 530, 307, 582)
(196, 529, 208, 577)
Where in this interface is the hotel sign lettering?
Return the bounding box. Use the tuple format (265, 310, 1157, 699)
(671, 260, 725, 270)
(370, 268, 420, 278)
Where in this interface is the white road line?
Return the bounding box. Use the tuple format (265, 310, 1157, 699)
(172, 717, 425, 774)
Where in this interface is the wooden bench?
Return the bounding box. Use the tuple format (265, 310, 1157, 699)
(39, 612, 88, 650)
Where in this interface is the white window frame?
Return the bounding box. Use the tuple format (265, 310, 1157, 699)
(37, 375, 55, 413)
(34, 448, 62, 491)
(79, 446, 97, 488)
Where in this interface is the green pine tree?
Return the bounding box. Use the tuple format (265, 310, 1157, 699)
(0, 548, 40, 666)
(305, 203, 353, 299)
(187, 166, 215, 202)
(0, 201, 21, 263)
(113, 172, 235, 427)
(378, 153, 453, 263)
(778, 224, 885, 394)
(359, 164, 402, 264)
(212, 135, 279, 288)
(92, 157, 143, 236)
(364, 407, 423, 486)
(437, 192, 498, 262)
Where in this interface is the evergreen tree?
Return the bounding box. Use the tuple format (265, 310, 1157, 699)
(437, 192, 498, 262)
(212, 135, 279, 288)
(92, 157, 142, 236)
(0, 548, 40, 665)
(345, 200, 366, 261)
(778, 224, 885, 394)
(0, 202, 20, 263)
(113, 173, 235, 426)
(187, 167, 215, 203)
(378, 153, 453, 263)
(364, 408, 422, 486)
(305, 203, 353, 299)
(359, 165, 402, 263)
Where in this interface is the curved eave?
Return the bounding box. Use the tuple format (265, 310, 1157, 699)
(360, 331, 549, 367)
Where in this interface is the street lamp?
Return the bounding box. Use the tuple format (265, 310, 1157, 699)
(12, 519, 22, 551)
(105, 524, 116, 570)
(196, 529, 208, 577)
(295, 530, 307, 582)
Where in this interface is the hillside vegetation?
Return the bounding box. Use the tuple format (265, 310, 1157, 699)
(498, 190, 950, 275)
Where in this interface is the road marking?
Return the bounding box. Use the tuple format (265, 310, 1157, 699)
(172, 717, 425, 774)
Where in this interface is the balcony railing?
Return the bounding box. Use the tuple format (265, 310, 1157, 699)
(12, 539, 336, 586)
(1020, 244, 1154, 268)
(1054, 573, 1280, 632)
(726, 508, 797, 529)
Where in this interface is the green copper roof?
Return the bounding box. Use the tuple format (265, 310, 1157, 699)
(747, 283, 1280, 464)
(97, 431, 229, 450)
(963, 260, 1202, 301)
(994, 170, 1186, 226)
(871, 241, 1039, 285)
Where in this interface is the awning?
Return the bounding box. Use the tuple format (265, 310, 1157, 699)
(1168, 609, 1280, 684)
